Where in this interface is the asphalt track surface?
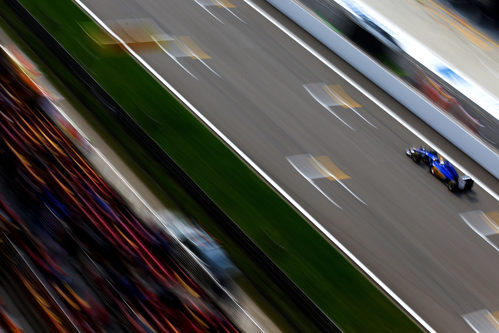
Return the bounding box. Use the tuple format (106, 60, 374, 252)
(79, 0, 499, 331)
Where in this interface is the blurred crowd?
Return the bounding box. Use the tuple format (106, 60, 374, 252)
(0, 296, 22, 332)
(0, 49, 238, 332)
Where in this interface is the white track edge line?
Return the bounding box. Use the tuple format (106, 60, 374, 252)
(76, 0, 436, 331)
(244, 0, 498, 203)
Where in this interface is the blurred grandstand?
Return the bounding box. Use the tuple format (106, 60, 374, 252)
(0, 44, 239, 332)
(448, 0, 499, 21)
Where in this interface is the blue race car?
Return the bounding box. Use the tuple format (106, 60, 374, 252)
(406, 146, 474, 192)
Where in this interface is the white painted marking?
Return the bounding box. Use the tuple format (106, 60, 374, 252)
(243, 0, 498, 204)
(324, 85, 376, 128)
(175, 38, 222, 78)
(309, 155, 367, 205)
(287, 156, 342, 209)
(197, 0, 245, 23)
(153, 36, 198, 79)
(460, 211, 497, 237)
(463, 317, 484, 333)
(460, 213, 499, 252)
(198, 56, 222, 78)
(463, 309, 499, 333)
(325, 106, 354, 130)
(303, 84, 354, 130)
(311, 179, 342, 209)
(225, 8, 246, 23)
(195, 0, 225, 24)
(214, 0, 247, 23)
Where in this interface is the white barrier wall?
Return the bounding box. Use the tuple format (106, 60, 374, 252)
(265, 0, 499, 179)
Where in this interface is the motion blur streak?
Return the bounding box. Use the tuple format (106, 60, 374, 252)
(0, 43, 241, 332)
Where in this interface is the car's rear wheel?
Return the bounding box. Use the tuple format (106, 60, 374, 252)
(464, 179, 474, 191)
(447, 180, 457, 192)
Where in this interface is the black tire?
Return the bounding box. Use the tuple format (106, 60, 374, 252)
(428, 163, 434, 174)
(464, 179, 474, 191)
(447, 180, 457, 192)
(411, 154, 421, 164)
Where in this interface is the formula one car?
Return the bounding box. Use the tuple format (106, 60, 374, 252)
(406, 146, 474, 192)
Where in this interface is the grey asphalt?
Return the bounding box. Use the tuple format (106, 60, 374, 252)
(80, 0, 499, 331)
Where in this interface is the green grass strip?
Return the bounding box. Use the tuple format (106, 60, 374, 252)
(12, 0, 422, 331)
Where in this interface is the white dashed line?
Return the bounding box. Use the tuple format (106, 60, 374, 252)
(287, 156, 342, 209)
(309, 155, 367, 205)
(194, 0, 225, 24)
(303, 83, 354, 130)
(214, 0, 247, 23)
(323, 85, 376, 128)
(153, 37, 198, 79)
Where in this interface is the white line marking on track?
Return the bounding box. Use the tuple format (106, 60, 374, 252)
(198, 56, 222, 78)
(74, 0, 477, 331)
(303, 84, 354, 129)
(214, 0, 247, 23)
(460, 213, 499, 252)
(244, 0, 498, 204)
(175, 38, 222, 78)
(462, 309, 499, 333)
(324, 85, 376, 128)
(195, 0, 225, 24)
(153, 37, 199, 79)
(311, 179, 342, 208)
(325, 105, 353, 130)
(309, 155, 367, 205)
(287, 156, 342, 209)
